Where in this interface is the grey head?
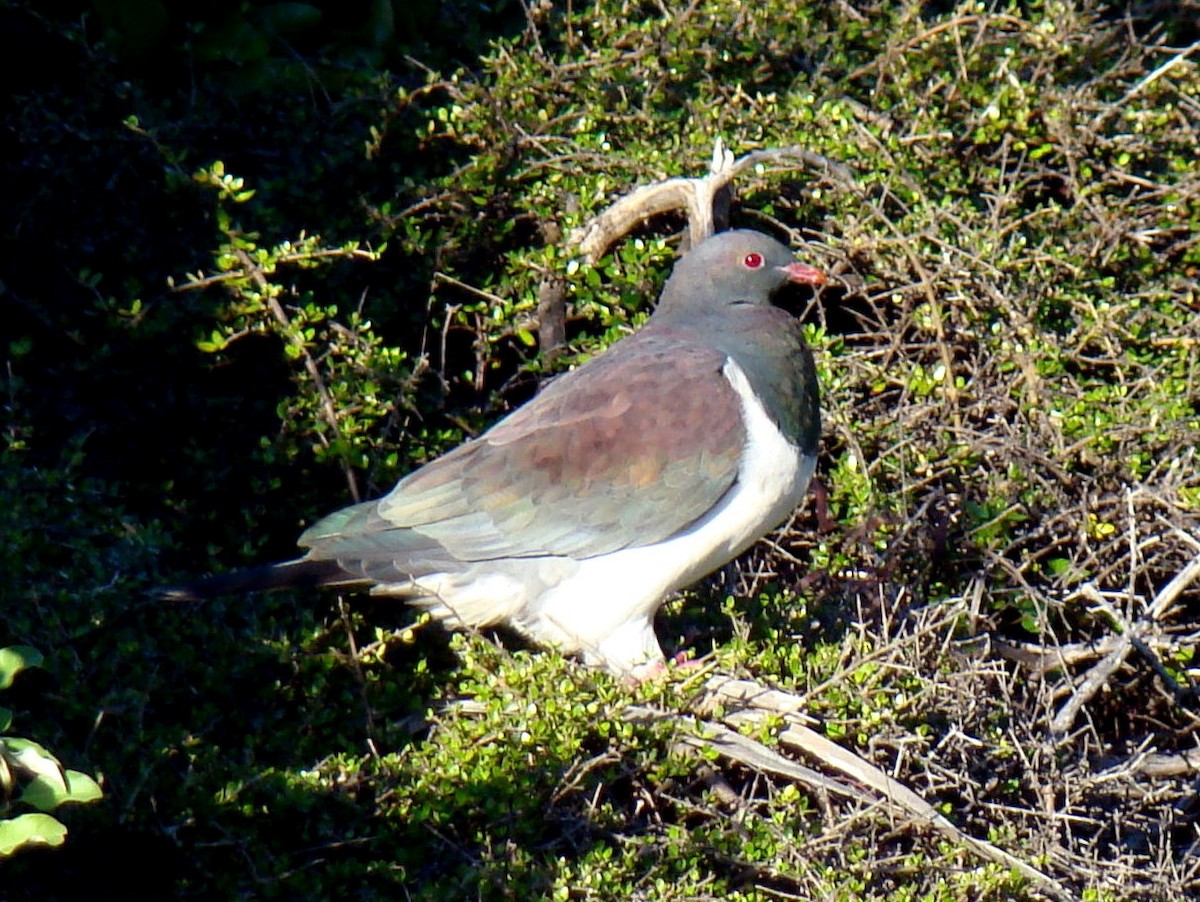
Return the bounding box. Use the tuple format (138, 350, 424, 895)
(651, 229, 826, 321)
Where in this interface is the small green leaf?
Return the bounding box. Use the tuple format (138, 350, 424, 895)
(22, 769, 103, 811)
(8, 336, 33, 358)
(196, 330, 228, 354)
(2, 738, 67, 795)
(0, 813, 68, 856)
(0, 647, 43, 690)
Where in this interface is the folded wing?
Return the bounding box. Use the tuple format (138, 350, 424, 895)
(299, 331, 747, 582)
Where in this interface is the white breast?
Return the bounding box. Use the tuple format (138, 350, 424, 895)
(515, 356, 816, 673)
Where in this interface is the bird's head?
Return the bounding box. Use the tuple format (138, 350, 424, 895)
(653, 229, 826, 319)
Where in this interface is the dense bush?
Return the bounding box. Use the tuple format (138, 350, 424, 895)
(3, 0, 1198, 898)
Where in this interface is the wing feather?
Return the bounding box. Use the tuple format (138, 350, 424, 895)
(299, 329, 747, 574)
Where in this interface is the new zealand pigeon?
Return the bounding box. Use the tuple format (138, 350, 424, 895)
(166, 229, 825, 677)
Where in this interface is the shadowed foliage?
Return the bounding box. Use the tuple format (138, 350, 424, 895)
(3, 0, 1199, 898)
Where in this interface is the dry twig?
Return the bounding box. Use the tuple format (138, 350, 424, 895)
(534, 137, 854, 355)
(1049, 551, 1200, 738)
(632, 675, 1077, 901)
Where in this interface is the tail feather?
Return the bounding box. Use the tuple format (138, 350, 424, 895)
(158, 558, 363, 601)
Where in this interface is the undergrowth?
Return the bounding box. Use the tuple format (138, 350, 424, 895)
(3, 0, 1198, 898)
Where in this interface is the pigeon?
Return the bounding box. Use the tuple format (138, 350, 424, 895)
(165, 229, 825, 677)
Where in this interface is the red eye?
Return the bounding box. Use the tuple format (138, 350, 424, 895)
(743, 252, 764, 269)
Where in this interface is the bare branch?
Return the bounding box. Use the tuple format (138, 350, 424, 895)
(534, 138, 852, 354)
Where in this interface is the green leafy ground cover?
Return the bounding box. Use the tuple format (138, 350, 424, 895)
(3, 0, 1199, 898)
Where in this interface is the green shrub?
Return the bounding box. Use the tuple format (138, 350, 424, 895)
(3, 0, 1199, 898)
(0, 647, 103, 857)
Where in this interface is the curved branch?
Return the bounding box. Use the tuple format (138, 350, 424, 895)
(536, 138, 855, 355)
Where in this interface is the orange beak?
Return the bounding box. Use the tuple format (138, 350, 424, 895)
(782, 261, 827, 287)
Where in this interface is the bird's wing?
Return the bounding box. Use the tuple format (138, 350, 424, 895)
(299, 331, 746, 575)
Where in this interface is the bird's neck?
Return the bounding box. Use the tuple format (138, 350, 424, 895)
(652, 308, 819, 453)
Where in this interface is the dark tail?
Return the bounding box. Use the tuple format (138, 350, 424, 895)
(157, 558, 360, 601)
